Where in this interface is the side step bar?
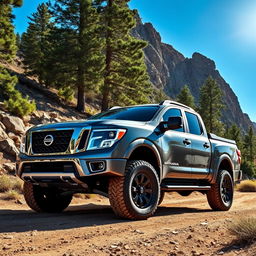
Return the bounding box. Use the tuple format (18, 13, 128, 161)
(161, 185, 211, 191)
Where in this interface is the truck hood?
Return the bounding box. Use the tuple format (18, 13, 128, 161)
(30, 119, 148, 131)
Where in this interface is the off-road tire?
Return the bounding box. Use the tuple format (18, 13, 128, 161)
(158, 191, 165, 205)
(207, 170, 234, 211)
(23, 182, 72, 213)
(109, 160, 160, 220)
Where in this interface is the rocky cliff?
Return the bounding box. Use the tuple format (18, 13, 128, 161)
(133, 17, 253, 133)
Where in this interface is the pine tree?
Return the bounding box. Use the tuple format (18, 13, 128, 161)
(176, 85, 196, 109)
(225, 124, 243, 149)
(0, 4, 17, 61)
(21, 3, 54, 85)
(0, 0, 36, 117)
(16, 32, 21, 49)
(198, 76, 224, 135)
(243, 126, 256, 164)
(97, 1, 152, 111)
(50, 0, 105, 112)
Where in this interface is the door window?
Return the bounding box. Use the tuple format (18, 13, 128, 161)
(185, 112, 203, 135)
(163, 108, 184, 132)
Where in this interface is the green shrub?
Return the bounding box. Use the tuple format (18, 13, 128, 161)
(58, 86, 74, 102)
(4, 92, 36, 117)
(229, 217, 256, 243)
(85, 106, 98, 116)
(237, 180, 256, 192)
(0, 67, 36, 117)
(241, 161, 256, 179)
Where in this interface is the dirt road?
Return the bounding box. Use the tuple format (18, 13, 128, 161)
(0, 191, 255, 256)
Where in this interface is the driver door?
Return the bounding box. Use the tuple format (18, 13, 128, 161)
(161, 108, 192, 179)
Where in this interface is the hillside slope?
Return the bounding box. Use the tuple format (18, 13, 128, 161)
(133, 16, 253, 133)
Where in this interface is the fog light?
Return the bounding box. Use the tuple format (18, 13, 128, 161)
(88, 161, 106, 172)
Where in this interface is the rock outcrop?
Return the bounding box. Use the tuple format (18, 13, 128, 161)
(133, 16, 254, 133)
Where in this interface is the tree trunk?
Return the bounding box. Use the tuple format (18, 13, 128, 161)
(101, 0, 113, 112)
(77, 78, 85, 112)
(101, 87, 110, 111)
(76, 0, 86, 113)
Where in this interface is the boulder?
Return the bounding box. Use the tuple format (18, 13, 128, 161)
(0, 113, 25, 135)
(0, 121, 6, 131)
(0, 126, 8, 140)
(8, 132, 22, 147)
(0, 138, 19, 157)
(3, 162, 16, 173)
(49, 112, 58, 119)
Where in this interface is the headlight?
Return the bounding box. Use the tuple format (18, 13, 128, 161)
(20, 135, 26, 154)
(87, 129, 126, 150)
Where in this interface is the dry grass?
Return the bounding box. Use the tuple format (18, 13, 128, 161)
(237, 180, 256, 192)
(0, 174, 24, 194)
(229, 217, 256, 244)
(0, 175, 13, 192)
(3, 190, 20, 200)
(12, 178, 24, 193)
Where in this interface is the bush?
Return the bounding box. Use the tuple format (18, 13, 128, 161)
(3, 190, 20, 200)
(0, 175, 13, 192)
(0, 174, 24, 193)
(241, 161, 256, 179)
(12, 178, 23, 193)
(229, 217, 256, 243)
(0, 67, 36, 117)
(237, 180, 256, 192)
(4, 92, 36, 117)
(58, 86, 74, 102)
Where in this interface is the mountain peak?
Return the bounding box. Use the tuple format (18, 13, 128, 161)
(134, 16, 254, 133)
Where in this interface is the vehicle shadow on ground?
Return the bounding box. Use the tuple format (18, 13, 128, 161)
(0, 204, 211, 233)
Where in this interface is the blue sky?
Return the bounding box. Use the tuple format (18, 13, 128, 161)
(13, 0, 256, 122)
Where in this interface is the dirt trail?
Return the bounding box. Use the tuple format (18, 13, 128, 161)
(0, 191, 255, 256)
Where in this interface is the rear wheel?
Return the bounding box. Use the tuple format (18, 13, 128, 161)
(207, 170, 234, 211)
(109, 160, 160, 220)
(23, 182, 72, 213)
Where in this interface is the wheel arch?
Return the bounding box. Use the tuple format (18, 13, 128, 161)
(212, 154, 234, 183)
(124, 139, 162, 181)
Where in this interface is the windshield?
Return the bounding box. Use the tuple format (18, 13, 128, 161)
(88, 106, 159, 122)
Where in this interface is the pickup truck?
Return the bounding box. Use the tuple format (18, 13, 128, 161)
(16, 100, 242, 220)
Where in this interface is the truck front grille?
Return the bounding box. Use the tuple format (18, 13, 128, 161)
(31, 130, 73, 154)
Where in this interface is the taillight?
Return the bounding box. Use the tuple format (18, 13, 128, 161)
(236, 149, 241, 164)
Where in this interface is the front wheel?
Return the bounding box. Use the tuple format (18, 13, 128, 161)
(23, 182, 73, 213)
(109, 160, 160, 220)
(158, 191, 165, 205)
(207, 170, 234, 211)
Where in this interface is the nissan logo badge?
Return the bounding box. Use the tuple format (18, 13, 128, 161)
(43, 135, 54, 146)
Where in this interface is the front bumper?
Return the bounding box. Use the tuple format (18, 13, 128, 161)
(16, 153, 127, 185)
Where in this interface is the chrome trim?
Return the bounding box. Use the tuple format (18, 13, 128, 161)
(17, 159, 85, 177)
(26, 127, 91, 156)
(162, 185, 211, 191)
(21, 172, 83, 185)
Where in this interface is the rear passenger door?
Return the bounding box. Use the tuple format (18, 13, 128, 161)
(184, 112, 211, 179)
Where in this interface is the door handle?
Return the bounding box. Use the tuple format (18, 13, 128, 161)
(203, 142, 210, 148)
(183, 139, 191, 145)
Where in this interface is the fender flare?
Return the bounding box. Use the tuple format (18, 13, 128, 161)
(211, 153, 234, 183)
(123, 138, 163, 180)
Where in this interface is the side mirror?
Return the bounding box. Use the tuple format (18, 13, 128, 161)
(160, 116, 183, 132)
